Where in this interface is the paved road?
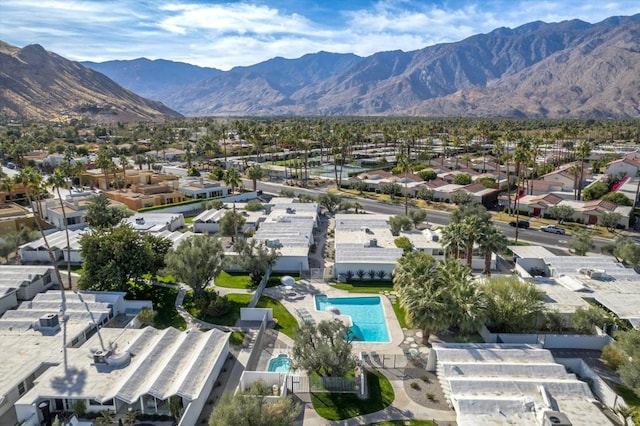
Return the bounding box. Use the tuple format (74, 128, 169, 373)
(249, 180, 616, 253)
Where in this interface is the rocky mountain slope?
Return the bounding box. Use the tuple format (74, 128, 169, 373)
(149, 14, 637, 118)
(0, 42, 181, 122)
(81, 58, 221, 100)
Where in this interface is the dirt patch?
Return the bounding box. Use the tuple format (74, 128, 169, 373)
(403, 367, 452, 412)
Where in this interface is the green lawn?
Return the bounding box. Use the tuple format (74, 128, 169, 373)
(312, 369, 394, 420)
(613, 383, 640, 425)
(333, 281, 408, 328)
(215, 271, 254, 289)
(255, 296, 298, 338)
(185, 292, 297, 334)
(127, 282, 185, 330)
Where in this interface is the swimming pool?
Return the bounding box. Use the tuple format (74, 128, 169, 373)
(268, 354, 292, 373)
(314, 295, 390, 342)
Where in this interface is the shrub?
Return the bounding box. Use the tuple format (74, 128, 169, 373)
(420, 374, 431, 383)
(410, 382, 421, 390)
(426, 393, 437, 401)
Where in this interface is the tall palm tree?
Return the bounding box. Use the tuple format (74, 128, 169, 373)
(48, 168, 72, 290)
(95, 150, 114, 190)
(17, 167, 69, 370)
(396, 145, 412, 215)
(118, 155, 129, 190)
(477, 225, 508, 275)
(575, 141, 592, 200)
(72, 161, 86, 189)
(224, 167, 241, 194)
(246, 164, 264, 192)
(461, 216, 485, 268)
(1, 176, 14, 202)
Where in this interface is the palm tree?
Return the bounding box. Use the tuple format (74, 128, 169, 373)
(72, 162, 86, 189)
(460, 216, 485, 268)
(477, 225, 508, 275)
(441, 222, 466, 259)
(17, 167, 69, 371)
(575, 141, 592, 200)
(246, 164, 264, 192)
(95, 150, 114, 190)
(1, 176, 14, 202)
(438, 258, 485, 334)
(395, 145, 412, 215)
(118, 155, 129, 190)
(224, 167, 241, 194)
(48, 168, 73, 290)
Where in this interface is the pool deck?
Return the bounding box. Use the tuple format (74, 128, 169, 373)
(262, 279, 406, 353)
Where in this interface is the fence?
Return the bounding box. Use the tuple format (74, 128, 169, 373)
(248, 266, 272, 308)
(310, 376, 357, 393)
(479, 325, 613, 350)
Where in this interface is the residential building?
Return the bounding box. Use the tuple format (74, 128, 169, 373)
(123, 212, 185, 233)
(517, 196, 632, 228)
(19, 229, 86, 264)
(179, 177, 231, 199)
(251, 202, 318, 273)
(104, 181, 184, 210)
(41, 193, 126, 231)
(428, 343, 611, 426)
(0, 266, 60, 309)
(605, 155, 640, 178)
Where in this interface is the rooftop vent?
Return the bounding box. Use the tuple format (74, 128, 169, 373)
(135, 217, 145, 225)
(432, 234, 440, 242)
(543, 411, 572, 426)
(369, 238, 377, 247)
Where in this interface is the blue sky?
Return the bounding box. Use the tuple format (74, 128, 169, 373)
(1, 0, 638, 70)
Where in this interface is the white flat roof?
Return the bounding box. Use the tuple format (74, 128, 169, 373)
(433, 343, 611, 426)
(508, 245, 557, 259)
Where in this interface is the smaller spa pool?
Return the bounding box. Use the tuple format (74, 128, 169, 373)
(267, 354, 292, 373)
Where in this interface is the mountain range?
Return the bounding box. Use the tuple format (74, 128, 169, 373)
(2, 14, 639, 121)
(0, 42, 181, 122)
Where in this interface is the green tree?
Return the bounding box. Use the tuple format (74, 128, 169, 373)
(85, 193, 128, 228)
(244, 199, 264, 211)
(233, 239, 280, 285)
(417, 169, 437, 181)
(547, 204, 575, 224)
(451, 203, 491, 223)
(453, 173, 472, 185)
(388, 215, 413, 236)
(602, 191, 633, 206)
(136, 307, 155, 327)
(95, 149, 115, 190)
(439, 258, 486, 334)
(394, 236, 412, 253)
(603, 329, 640, 398)
(482, 276, 546, 333)
(568, 229, 593, 256)
(599, 211, 622, 231)
(79, 225, 161, 292)
(317, 192, 341, 214)
(583, 182, 609, 201)
(408, 209, 427, 228)
(292, 320, 357, 376)
(219, 210, 246, 241)
(477, 224, 508, 275)
(245, 164, 264, 191)
(575, 141, 592, 200)
(441, 221, 466, 259)
(143, 233, 173, 276)
(571, 306, 611, 335)
(209, 380, 301, 426)
(164, 235, 225, 296)
(395, 147, 412, 215)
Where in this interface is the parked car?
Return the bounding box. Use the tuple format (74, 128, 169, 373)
(540, 225, 566, 235)
(509, 220, 530, 229)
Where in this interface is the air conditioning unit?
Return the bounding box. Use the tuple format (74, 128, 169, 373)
(93, 350, 112, 364)
(543, 411, 572, 426)
(588, 269, 605, 279)
(39, 313, 59, 329)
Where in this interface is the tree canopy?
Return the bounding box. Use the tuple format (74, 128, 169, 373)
(209, 380, 300, 426)
(482, 276, 546, 333)
(233, 239, 280, 285)
(292, 320, 357, 377)
(85, 193, 129, 228)
(164, 235, 225, 295)
(79, 224, 170, 292)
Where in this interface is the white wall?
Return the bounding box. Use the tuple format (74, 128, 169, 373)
(193, 222, 220, 234)
(334, 262, 396, 279)
(273, 256, 309, 273)
(0, 291, 18, 315)
(19, 248, 63, 264)
(240, 308, 273, 322)
(557, 358, 627, 411)
(177, 340, 230, 426)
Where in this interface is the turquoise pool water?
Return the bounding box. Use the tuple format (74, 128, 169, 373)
(314, 295, 390, 342)
(268, 354, 292, 373)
